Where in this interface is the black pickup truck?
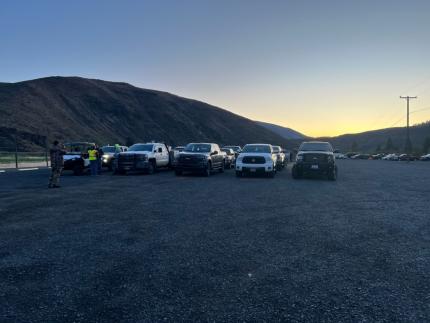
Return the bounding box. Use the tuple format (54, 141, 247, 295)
(292, 141, 337, 180)
(175, 143, 225, 176)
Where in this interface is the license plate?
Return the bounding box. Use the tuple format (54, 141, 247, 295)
(250, 168, 256, 172)
(311, 165, 319, 170)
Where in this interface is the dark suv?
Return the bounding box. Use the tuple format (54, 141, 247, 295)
(292, 141, 337, 180)
(175, 143, 225, 176)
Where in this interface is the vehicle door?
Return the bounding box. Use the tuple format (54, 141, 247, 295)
(159, 145, 169, 166)
(153, 145, 162, 167)
(212, 144, 223, 168)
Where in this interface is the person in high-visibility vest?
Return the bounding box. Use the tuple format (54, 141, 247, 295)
(88, 146, 98, 176)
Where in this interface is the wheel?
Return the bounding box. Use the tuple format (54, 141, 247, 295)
(175, 169, 182, 176)
(328, 167, 337, 181)
(219, 161, 225, 173)
(204, 163, 211, 177)
(292, 165, 301, 179)
(236, 171, 242, 177)
(268, 170, 275, 178)
(147, 160, 156, 175)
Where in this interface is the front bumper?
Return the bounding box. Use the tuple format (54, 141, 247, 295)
(294, 162, 335, 174)
(117, 160, 150, 171)
(236, 161, 274, 173)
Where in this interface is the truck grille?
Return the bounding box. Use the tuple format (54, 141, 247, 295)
(242, 156, 266, 164)
(303, 154, 328, 163)
(179, 154, 205, 165)
(118, 154, 138, 167)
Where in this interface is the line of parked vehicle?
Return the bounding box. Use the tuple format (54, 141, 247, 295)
(61, 141, 340, 180)
(336, 151, 430, 161)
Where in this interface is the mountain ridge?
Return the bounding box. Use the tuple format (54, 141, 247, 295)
(0, 76, 293, 150)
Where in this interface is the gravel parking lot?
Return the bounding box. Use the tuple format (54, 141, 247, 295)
(1, 160, 430, 322)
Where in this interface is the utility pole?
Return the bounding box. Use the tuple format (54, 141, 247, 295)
(400, 96, 417, 153)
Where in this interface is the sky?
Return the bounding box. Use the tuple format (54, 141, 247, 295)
(1, 0, 430, 137)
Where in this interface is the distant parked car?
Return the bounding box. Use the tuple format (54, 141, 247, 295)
(370, 153, 384, 160)
(171, 146, 185, 168)
(175, 143, 225, 176)
(292, 141, 337, 180)
(420, 153, 430, 161)
(101, 145, 127, 170)
(351, 154, 370, 160)
(382, 153, 399, 161)
(272, 145, 285, 170)
(221, 148, 235, 168)
(235, 144, 277, 178)
(223, 145, 242, 158)
(399, 154, 418, 161)
(345, 152, 359, 158)
(333, 150, 346, 159)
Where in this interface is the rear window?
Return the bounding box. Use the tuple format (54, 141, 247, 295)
(242, 145, 271, 153)
(299, 142, 333, 152)
(102, 146, 116, 153)
(128, 144, 154, 152)
(184, 144, 211, 153)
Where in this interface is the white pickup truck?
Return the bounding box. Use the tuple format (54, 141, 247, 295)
(114, 142, 171, 174)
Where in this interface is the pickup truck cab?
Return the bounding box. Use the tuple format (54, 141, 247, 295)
(235, 144, 277, 178)
(63, 142, 95, 175)
(175, 143, 225, 176)
(292, 141, 337, 180)
(115, 142, 170, 175)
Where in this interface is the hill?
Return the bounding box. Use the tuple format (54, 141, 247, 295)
(317, 122, 430, 154)
(0, 77, 292, 151)
(255, 121, 306, 140)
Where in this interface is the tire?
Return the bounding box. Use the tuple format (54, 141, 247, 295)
(268, 170, 275, 178)
(204, 163, 211, 177)
(236, 171, 242, 177)
(147, 160, 156, 175)
(292, 165, 301, 179)
(175, 169, 182, 176)
(328, 167, 337, 181)
(219, 161, 225, 173)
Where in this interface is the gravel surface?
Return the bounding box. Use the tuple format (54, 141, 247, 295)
(1, 160, 430, 322)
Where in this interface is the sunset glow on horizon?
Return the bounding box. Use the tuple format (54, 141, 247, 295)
(1, 0, 430, 137)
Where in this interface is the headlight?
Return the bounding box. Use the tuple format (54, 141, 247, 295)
(296, 154, 303, 162)
(237, 157, 243, 163)
(265, 156, 272, 163)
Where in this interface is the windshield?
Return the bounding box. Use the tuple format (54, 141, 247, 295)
(224, 146, 240, 152)
(272, 146, 280, 153)
(184, 144, 211, 153)
(65, 143, 93, 154)
(242, 145, 271, 153)
(102, 146, 116, 153)
(128, 144, 154, 152)
(221, 149, 232, 154)
(299, 142, 333, 152)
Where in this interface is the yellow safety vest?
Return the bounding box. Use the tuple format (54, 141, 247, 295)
(88, 149, 98, 161)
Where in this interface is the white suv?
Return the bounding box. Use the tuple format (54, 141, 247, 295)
(235, 144, 277, 177)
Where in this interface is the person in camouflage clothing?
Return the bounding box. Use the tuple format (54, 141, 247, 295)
(48, 140, 66, 188)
